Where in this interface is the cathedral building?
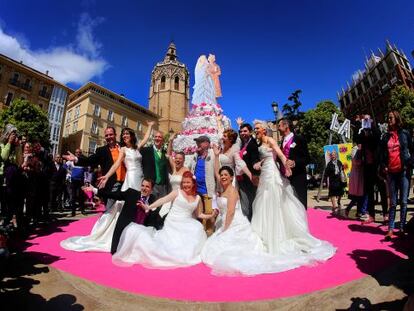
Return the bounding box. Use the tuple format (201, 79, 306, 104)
(149, 42, 190, 134)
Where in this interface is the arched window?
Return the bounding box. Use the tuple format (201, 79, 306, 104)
(160, 76, 166, 89)
(174, 76, 179, 90)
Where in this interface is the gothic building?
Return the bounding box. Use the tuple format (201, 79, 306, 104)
(338, 41, 414, 123)
(149, 42, 190, 134)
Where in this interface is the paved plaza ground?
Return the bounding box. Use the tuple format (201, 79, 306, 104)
(1, 189, 413, 310)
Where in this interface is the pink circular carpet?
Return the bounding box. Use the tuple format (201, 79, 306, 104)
(25, 209, 408, 302)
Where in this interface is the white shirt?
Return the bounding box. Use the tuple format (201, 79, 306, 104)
(282, 132, 294, 148)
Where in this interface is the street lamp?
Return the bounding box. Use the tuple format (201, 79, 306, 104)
(271, 101, 279, 118)
(271, 101, 280, 141)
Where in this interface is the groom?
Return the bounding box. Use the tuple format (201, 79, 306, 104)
(278, 118, 310, 209)
(237, 123, 261, 221)
(97, 178, 157, 254)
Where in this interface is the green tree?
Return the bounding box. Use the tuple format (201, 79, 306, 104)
(0, 98, 50, 146)
(388, 85, 414, 130)
(301, 100, 343, 173)
(282, 89, 305, 122)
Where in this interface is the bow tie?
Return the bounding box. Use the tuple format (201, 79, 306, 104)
(140, 196, 148, 203)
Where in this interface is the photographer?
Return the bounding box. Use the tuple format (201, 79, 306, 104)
(0, 124, 23, 230)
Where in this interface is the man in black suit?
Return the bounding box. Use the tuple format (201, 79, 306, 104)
(47, 154, 67, 212)
(237, 123, 261, 221)
(64, 127, 125, 211)
(97, 178, 157, 254)
(278, 118, 310, 209)
(140, 130, 170, 200)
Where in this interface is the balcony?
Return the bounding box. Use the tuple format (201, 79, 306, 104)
(9, 78, 20, 87)
(21, 83, 32, 91)
(39, 90, 51, 99)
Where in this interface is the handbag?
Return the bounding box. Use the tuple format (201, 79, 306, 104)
(340, 168, 347, 185)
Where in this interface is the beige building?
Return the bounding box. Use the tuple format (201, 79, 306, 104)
(0, 53, 73, 154)
(149, 42, 190, 134)
(61, 82, 159, 155)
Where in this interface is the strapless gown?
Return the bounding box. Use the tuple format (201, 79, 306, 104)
(251, 146, 336, 261)
(113, 190, 207, 268)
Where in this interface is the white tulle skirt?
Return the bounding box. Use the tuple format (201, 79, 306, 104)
(60, 201, 124, 252)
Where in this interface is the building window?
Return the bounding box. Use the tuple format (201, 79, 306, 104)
(91, 120, 99, 135)
(122, 116, 128, 127)
(160, 76, 166, 89)
(370, 72, 378, 84)
(107, 110, 114, 122)
(52, 126, 59, 141)
(137, 121, 142, 132)
(74, 105, 80, 119)
(66, 110, 72, 122)
(49, 105, 56, 120)
(5, 92, 13, 105)
(23, 78, 31, 91)
(88, 140, 97, 155)
(174, 76, 179, 90)
(378, 64, 386, 78)
(72, 121, 78, 133)
(56, 107, 63, 122)
(10, 73, 19, 85)
(65, 124, 70, 137)
(93, 104, 101, 117)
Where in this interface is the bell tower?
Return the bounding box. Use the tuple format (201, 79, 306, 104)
(149, 42, 190, 134)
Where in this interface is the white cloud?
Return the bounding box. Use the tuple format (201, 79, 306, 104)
(0, 14, 108, 85)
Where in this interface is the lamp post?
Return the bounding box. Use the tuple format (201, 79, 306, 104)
(271, 101, 280, 142)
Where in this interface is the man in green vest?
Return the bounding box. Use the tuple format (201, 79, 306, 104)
(141, 131, 171, 200)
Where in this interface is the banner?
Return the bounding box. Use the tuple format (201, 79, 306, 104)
(323, 143, 353, 185)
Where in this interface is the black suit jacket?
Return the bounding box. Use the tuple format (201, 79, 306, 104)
(280, 134, 310, 208)
(99, 188, 156, 254)
(140, 145, 170, 188)
(48, 163, 67, 189)
(287, 134, 310, 178)
(240, 138, 260, 178)
(77, 145, 118, 192)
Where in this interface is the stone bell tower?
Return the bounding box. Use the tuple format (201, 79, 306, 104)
(149, 42, 190, 134)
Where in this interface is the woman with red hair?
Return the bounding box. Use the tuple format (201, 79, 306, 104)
(112, 171, 217, 268)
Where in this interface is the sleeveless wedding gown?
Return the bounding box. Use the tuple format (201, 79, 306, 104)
(251, 146, 336, 260)
(60, 148, 143, 252)
(112, 189, 207, 268)
(202, 197, 317, 275)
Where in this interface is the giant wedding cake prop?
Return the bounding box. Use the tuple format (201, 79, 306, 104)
(173, 54, 231, 154)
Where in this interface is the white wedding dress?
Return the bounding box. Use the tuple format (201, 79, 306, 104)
(60, 147, 143, 252)
(113, 189, 207, 268)
(251, 146, 336, 261)
(202, 197, 315, 276)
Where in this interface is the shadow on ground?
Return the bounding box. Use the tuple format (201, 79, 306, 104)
(1, 213, 86, 310)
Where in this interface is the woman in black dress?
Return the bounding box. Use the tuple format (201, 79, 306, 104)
(326, 150, 345, 214)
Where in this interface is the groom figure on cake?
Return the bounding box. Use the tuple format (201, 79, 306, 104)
(278, 118, 310, 209)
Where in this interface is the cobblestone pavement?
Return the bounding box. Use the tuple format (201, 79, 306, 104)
(1, 189, 413, 310)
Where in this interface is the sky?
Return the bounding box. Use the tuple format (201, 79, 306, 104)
(0, 0, 413, 125)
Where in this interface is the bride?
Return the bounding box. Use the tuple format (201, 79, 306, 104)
(202, 166, 314, 276)
(112, 171, 216, 268)
(60, 123, 154, 252)
(251, 120, 335, 261)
